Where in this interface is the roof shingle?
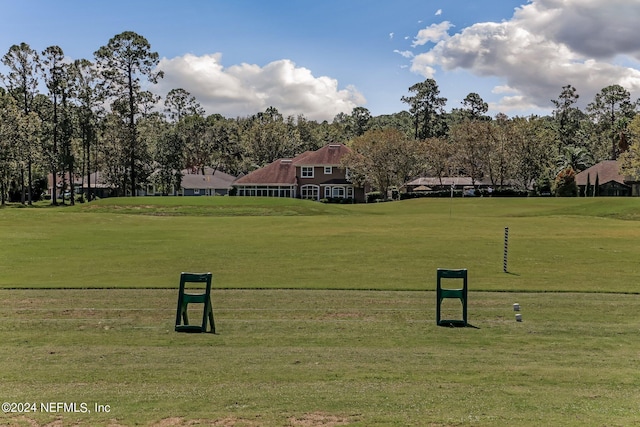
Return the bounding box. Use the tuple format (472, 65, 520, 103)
(574, 160, 626, 186)
(234, 144, 350, 185)
(294, 144, 350, 166)
(181, 168, 236, 189)
(234, 154, 305, 185)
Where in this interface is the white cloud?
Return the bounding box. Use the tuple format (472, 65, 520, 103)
(492, 85, 517, 94)
(515, 0, 640, 60)
(410, 52, 437, 78)
(411, 21, 453, 47)
(154, 54, 365, 121)
(394, 50, 414, 59)
(409, 0, 640, 112)
(435, 9, 442, 16)
(490, 95, 538, 114)
(389, 32, 394, 40)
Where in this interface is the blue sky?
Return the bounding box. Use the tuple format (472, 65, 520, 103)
(2, 0, 640, 121)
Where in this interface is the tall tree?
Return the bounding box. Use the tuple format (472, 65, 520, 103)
(420, 136, 453, 185)
(587, 84, 637, 160)
(152, 123, 183, 195)
(98, 112, 129, 195)
(461, 92, 489, 120)
(179, 114, 210, 173)
(205, 114, 243, 175)
(618, 115, 640, 181)
(244, 107, 301, 167)
(349, 106, 372, 137)
(41, 45, 66, 205)
(551, 85, 582, 148)
(509, 116, 556, 191)
(138, 90, 162, 117)
(1, 43, 41, 204)
(0, 89, 21, 205)
(59, 69, 76, 205)
(94, 31, 163, 196)
(138, 112, 176, 195)
(401, 79, 447, 140)
(164, 88, 204, 122)
(449, 120, 494, 188)
(576, 118, 608, 164)
(328, 112, 352, 144)
(487, 115, 515, 188)
(295, 114, 326, 152)
(70, 58, 102, 201)
(342, 128, 420, 201)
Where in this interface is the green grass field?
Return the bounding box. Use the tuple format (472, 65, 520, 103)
(1, 197, 639, 426)
(2, 197, 640, 292)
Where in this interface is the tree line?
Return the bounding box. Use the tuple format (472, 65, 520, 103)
(1, 31, 640, 206)
(344, 82, 640, 200)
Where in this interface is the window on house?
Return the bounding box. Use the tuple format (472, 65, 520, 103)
(301, 166, 314, 178)
(324, 186, 331, 198)
(324, 166, 332, 175)
(301, 185, 319, 200)
(347, 187, 354, 198)
(194, 188, 200, 195)
(281, 187, 293, 198)
(332, 187, 345, 198)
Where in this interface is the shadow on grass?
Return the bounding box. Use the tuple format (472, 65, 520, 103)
(437, 321, 480, 329)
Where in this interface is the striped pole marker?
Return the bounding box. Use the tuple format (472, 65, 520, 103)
(503, 227, 509, 273)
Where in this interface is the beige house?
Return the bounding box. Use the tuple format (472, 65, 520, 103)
(142, 167, 236, 196)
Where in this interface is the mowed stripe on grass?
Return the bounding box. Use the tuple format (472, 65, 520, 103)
(1, 197, 639, 292)
(0, 288, 638, 426)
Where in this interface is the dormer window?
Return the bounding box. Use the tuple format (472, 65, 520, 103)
(324, 166, 332, 175)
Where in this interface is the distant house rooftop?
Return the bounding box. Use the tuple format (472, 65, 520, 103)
(574, 160, 627, 186)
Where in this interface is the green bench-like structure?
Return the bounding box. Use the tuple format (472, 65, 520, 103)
(175, 272, 215, 333)
(436, 268, 468, 326)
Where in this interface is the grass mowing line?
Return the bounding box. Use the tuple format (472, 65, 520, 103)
(2, 286, 640, 295)
(2, 198, 640, 424)
(0, 307, 173, 311)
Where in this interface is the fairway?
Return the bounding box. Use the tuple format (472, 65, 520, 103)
(1, 197, 640, 426)
(1, 197, 640, 292)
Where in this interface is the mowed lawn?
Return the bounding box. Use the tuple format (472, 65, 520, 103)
(0, 197, 639, 426)
(1, 196, 640, 292)
(0, 289, 638, 427)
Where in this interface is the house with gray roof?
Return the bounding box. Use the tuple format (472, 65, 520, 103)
(141, 167, 237, 196)
(180, 167, 236, 196)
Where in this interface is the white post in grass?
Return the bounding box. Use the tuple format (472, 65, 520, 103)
(503, 227, 509, 273)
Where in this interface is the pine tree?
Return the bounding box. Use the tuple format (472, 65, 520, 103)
(585, 173, 591, 197)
